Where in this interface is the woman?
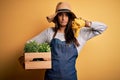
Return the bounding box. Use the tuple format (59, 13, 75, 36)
(28, 2, 107, 80)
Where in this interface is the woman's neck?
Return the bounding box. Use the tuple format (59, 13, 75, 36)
(58, 26, 66, 33)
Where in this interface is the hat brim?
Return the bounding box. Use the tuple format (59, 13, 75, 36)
(46, 10, 76, 23)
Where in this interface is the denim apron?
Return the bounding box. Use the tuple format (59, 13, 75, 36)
(44, 38, 78, 80)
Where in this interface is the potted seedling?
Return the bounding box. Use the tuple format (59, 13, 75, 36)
(24, 40, 51, 69)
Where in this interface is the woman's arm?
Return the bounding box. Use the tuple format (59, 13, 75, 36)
(80, 21, 107, 41)
(27, 28, 50, 44)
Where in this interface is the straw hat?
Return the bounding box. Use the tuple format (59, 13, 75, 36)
(46, 2, 77, 23)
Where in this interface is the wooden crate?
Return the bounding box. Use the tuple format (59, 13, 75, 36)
(24, 52, 51, 69)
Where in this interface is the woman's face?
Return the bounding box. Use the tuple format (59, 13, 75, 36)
(57, 12, 69, 27)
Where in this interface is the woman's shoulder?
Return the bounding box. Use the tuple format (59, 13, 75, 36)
(40, 27, 55, 36)
(45, 27, 55, 33)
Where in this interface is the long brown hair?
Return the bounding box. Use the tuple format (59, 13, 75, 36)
(53, 12, 80, 46)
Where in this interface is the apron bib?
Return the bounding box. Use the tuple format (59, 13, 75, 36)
(45, 38, 78, 80)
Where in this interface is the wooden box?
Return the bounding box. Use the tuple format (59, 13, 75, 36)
(24, 52, 51, 69)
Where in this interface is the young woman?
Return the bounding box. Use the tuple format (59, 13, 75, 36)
(28, 2, 107, 80)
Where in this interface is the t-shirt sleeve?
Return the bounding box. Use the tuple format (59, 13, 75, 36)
(79, 21, 107, 41)
(27, 28, 51, 44)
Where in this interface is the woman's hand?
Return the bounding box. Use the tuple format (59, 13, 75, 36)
(18, 56, 25, 69)
(84, 20, 92, 27)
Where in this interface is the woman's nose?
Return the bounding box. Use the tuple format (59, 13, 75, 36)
(62, 15, 66, 20)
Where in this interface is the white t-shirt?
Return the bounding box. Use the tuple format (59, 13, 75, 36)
(28, 21, 107, 54)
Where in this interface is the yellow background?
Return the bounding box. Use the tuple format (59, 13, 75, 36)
(0, 0, 120, 80)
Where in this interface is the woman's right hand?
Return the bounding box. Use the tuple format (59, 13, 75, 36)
(18, 56, 25, 69)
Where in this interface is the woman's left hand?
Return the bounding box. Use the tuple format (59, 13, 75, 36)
(85, 20, 92, 27)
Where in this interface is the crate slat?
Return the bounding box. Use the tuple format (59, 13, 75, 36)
(24, 52, 51, 69)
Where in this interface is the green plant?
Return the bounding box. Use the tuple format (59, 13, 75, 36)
(24, 40, 51, 53)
